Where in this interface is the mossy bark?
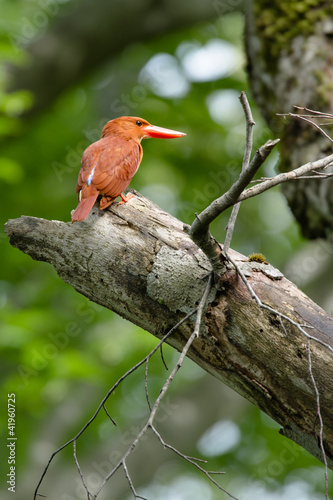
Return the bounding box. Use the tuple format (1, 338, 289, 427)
(246, 0, 333, 238)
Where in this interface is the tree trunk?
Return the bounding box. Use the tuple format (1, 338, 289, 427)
(4, 191, 333, 469)
(245, 0, 333, 239)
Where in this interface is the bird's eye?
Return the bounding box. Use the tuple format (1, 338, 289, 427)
(136, 120, 143, 127)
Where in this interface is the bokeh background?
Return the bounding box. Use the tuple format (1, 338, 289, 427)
(1, 1, 333, 499)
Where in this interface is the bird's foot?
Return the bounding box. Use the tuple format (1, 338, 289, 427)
(118, 193, 134, 205)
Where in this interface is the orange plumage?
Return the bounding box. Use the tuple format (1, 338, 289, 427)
(71, 116, 185, 223)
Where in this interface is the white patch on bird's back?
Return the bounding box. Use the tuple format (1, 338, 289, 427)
(87, 164, 97, 186)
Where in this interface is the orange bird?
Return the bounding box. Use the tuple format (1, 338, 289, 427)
(71, 116, 185, 223)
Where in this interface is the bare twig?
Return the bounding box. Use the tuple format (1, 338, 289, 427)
(307, 340, 329, 500)
(145, 358, 152, 411)
(190, 101, 333, 276)
(278, 106, 333, 147)
(293, 106, 333, 117)
(224, 251, 330, 498)
(237, 154, 333, 204)
(240, 92, 256, 171)
(251, 170, 333, 183)
(225, 252, 333, 353)
(93, 273, 239, 500)
(102, 404, 117, 425)
(159, 344, 168, 370)
(278, 111, 333, 144)
(224, 91, 255, 254)
(34, 307, 198, 500)
(73, 439, 93, 500)
(123, 460, 147, 500)
(188, 138, 279, 274)
(194, 272, 213, 336)
(150, 426, 237, 499)
(35, 275, 238, 500)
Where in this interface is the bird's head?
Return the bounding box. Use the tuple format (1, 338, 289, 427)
(101, 116, 186, 142)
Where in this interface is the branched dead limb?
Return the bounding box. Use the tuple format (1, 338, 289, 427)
(189, 97, 333, 276)
(236, 153, 333, 204)
(224, 91, 255, 253)
(34, 308, 196, 500)
(150, 426, 234, 498)
(278, 106, 333, 144)
(188, 134, 279, 274)
(35, 274, 239, 500)
(251, 170, 333, 182)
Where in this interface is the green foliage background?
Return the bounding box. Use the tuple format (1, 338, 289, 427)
(1, 1, 332, 499)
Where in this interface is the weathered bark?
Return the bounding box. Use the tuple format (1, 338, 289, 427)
(4, 191, 333, 469)
(245, 0, 333, 239)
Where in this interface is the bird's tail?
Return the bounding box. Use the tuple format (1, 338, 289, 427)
(71, 194, 99, 223)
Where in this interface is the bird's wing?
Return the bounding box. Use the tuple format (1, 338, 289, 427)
(76, 138, 142, 198)
(94, 142, 142, 198)
(75, 139, 105, 193)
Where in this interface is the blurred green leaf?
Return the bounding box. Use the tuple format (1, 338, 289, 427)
(0, 157, 23, 183)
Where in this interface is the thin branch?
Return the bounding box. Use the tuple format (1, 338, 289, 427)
(224, 252, 331, 495)
(291, 173, 333, 180)
(188, 138, 280, 274)
(194, 272, 213, 336)
(94, 274, 236, 499)
(35, 276, 236, 500)
(73, 439, 93, 500)
(278, 111, 333, 144)
(240, 92, 256, 171)
(34, 307, 198, 500)
(307, 340, 329, 500)
(192, 102, 333, 275)
(151, 425, 238, 500)
(251, 170, 333, 183)
(145, 358, 152, 411)
(225, 252, 333, 353)
(103, 404, 117, 426)
(237, 154, 333, 204)
(159, 344, 168, 370)
(224, 91, 255, 254)
(123, 459, 147, 500)
(293, 106, 333, 118)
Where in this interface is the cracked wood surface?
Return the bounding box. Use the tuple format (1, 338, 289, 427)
(4, 191, 333, 468)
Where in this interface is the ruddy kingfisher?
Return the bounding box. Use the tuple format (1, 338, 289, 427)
(71, 116, 186, 222)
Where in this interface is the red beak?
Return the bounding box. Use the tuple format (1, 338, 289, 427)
(143, 124, 186, 139)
